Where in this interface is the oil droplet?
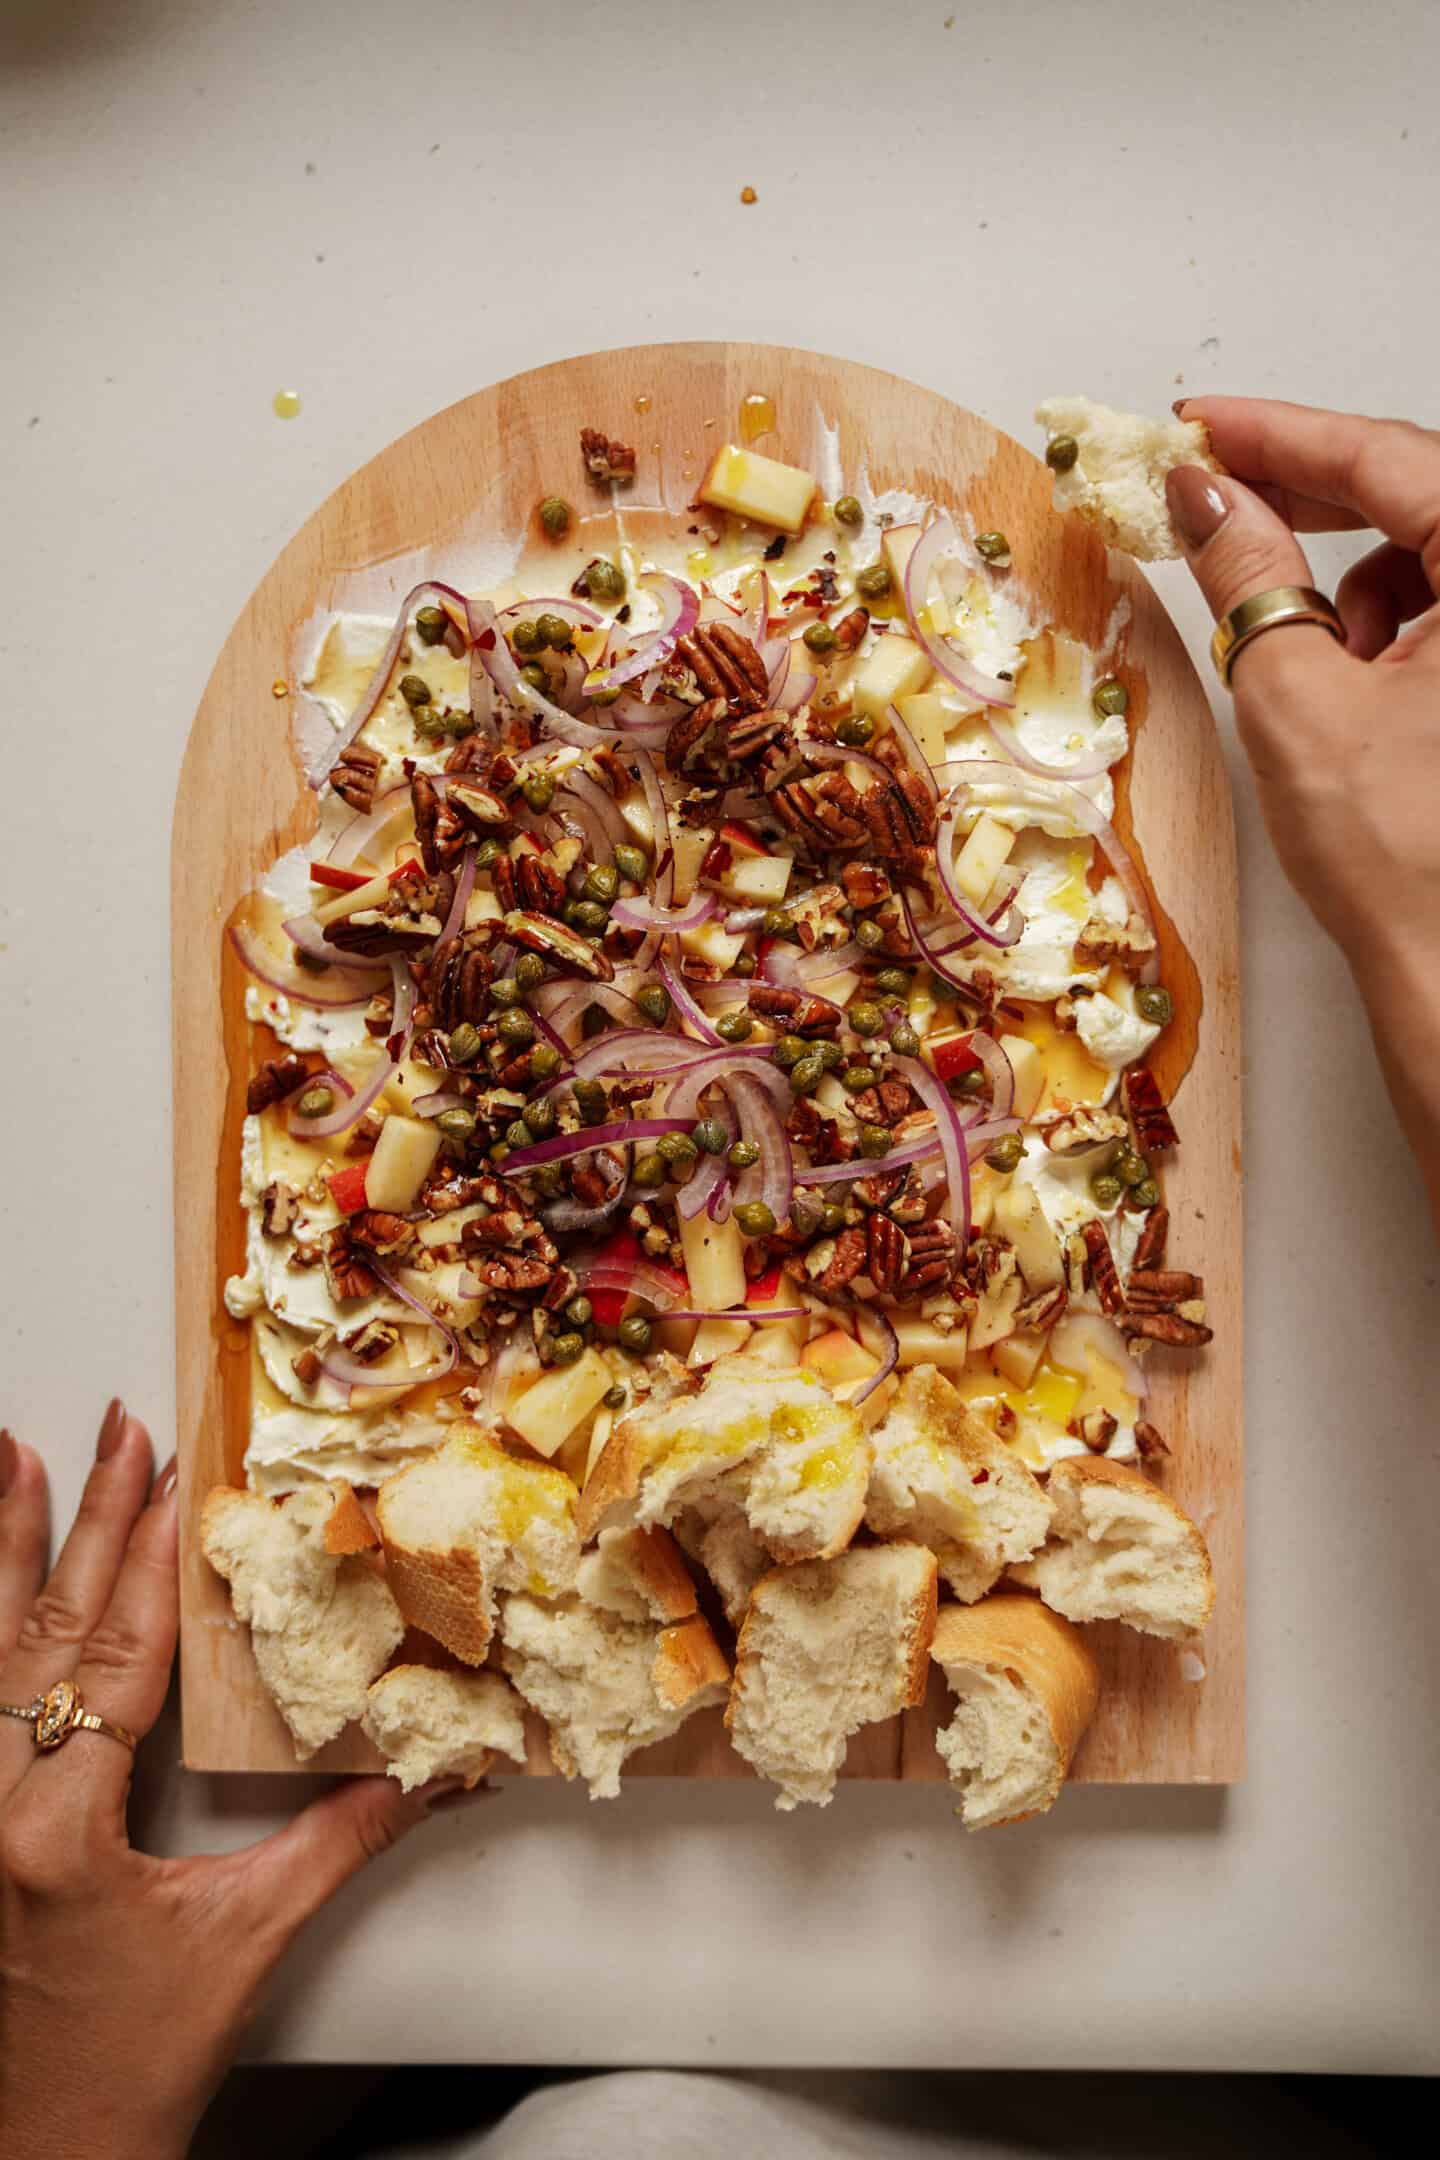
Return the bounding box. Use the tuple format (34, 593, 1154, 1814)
(271, 678, 288, 699)
(634, 393, 653, 415)
(740, 186, 757, 205)
(740, 393, 776, 446)
(272, 389, 302, 420)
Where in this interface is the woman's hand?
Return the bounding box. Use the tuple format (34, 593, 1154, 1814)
(0, 1406, 459, 2160)
(1167, 397, 1440, 1226)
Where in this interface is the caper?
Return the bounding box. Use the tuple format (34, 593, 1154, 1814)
(836, 712, 876, 747)
(854, 918, 885, 952)
(803, 621, 839, 657)
(1114, 1148, 1148, 1188)
(563, 1294, 593, 1329)
(519, 662, 550, 693)
(590, 682, 622, 707)
(512, 619, 544, 655)
(693, 1118, 729, 1156)
(415, 604, 449, 646)
(854, 562, 892, 600)
(1045, 433, 1079, 474)
(715, 1009, 753, 1042)
(727, 1138, 760, 1171)
(772, 1034, 807, 1071)
(603, 1382, 628, 1411)
(528, 1041, 562, 1081)
(635, 982, 672, 1027)
(551, 1331, 585, 1366)
(975, 530, 1012, 566)
(521, 770, 556, 813)
(1131, 1176, 1161, 1210)
(412, 706, 448, 740)
(532, 1162, 565, 1197)
(953, 1068, 987, 1097)
(734, 1201, 776, 1238)
(857, 1124, 892, 1159)
(505, 1119, 533, 1150)
(487, 976, 520, 1009)
(488, 1140, 512, 1164)
(833, 494, 863, 527)
(537, 611, 573, 651)
(655, 1131, 698, 1171)
(435, 1106, 477, 1142)
(296, 1084, 335, 1118)
(889, 1022, 921, 1058)
(841, 1065, 875, 1092)
(790, 1054, 825, 1095)
(632, 1152, 668, 1188)
(571, 899, 610, 937)
(448, 1021, 482, 1065)
(619, 1314, 654, 1354)
(734, 953, 757, 977)
(820, 1202, 847, 1234)
(586, 558, 626, 603)
(1093, 677, 1129, 719)
(761, 906, 793, 938)
(874, 967, 911, 996)
(1090, 1172, 1124, 1207)
(849, 1000, 884, 1038)
(584, 863, 619, 904)
(984, 1131, 1024, 1175)
(1136, 984, 1174, 1026)
(474, 838, 501, 871)
(614, 843, 648, 886)
(814, 1039, 844, 1071)
(573, 1076, 608, 1124)
(538, 495, 572, 538)
(522, 1096, 557, 1138)
(399, 673, 431, 709)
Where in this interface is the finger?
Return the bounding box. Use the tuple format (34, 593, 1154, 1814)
(222, 1774, 463, 1951)
(1246, 481, 1368, 535)
(0, 1434, 49, 1661)
(1335, 541, 1439, 661)
(1177, 396, 1440, 584)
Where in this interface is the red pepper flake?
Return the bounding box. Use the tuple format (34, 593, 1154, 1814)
(972, 1468, 990, 1484)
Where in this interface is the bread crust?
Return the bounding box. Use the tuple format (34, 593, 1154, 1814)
(1051, 1456, 1214, 1628)
(931, 1594, 1099, 1824)
(323, 1481, 378, 1556)
(653, 1612, 731, 1709)
(575, 1417, 644, 1544)
(379, 1536, 493, 1665)
(868, 1366, 1051, 1599)
(620, 1525, 700, 1622)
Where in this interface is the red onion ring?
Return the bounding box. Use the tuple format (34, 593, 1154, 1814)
(612, 890, 716, 934)
(569, 1254, 688, 1311)
(308, 581, 470, 789)
(437, 846, 478, 947)
(797, 1130, 941, 1183)
(281, 913, 388, 972)
(661, 1047, 791, 1122)
(885, 705, 940, 810)
(563, 769, 627, 852)
(657, 952, 723, 1046)
(767, 639, 792, 705)
(544, 1145, 630, 1234)
(746, 567, 770, 649)
(983, 709, 1114, 784)
(413, 1088, 467, 1119)
(933, 803, 1026, 950)
(966, 1031, 1015, 1118)
(286, 1066, 356, 1138)
(535, 981, 643, 1044)
(470, 596, 617, 751)
(495, 596, 604, 633)
(892, 1053, 971, 1245)
(592, 572, 699, 693)
(762, 939, 866, 988)
(323, 783, 414, 871)
(903, 517, 1015, 710)
(777, 665, 816, 714)
(852, 1307, 899, 1406)
(318, 1339, 456, 1394)
(368, 1257, 462, 1369)
(229, 924, 377, 1009)
(727, 1071, 792, 1226)
(502, 1117, 692, 1173)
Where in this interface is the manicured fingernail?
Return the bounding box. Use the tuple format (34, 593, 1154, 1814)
(1166, 466, 1230, 550)
(97, 1399, 128, 1461)
(151, 1454, 178, 1504)
(0, 1429, 17, 1500)
(1172, 398, 1190, 419)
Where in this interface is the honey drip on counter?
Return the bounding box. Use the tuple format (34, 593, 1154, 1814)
(739, 392, 776, 446)
(634, 393, 653, 415)
(272, 388, 302, 420)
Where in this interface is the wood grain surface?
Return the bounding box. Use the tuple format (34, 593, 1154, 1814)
(173, 343, 1242, 1787)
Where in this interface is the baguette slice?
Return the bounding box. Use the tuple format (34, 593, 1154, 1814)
(201, 1484, 403, 1760)
(362, 1665, 528, 1793)
(376, 1422, 579, 1664)
(726, 1543, 939, 1809)
(931, 1596, 1100, 1829)
(866, 1366, 1052, 1603)
(1035, 395, 1222, 561)
(499, 1595, 728, 1800)
(578, 1359, 870, 1566)
(1010, 1457, 1215, 1640)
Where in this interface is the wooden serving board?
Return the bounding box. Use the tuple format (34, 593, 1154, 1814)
(173, 343, 1242, 1786)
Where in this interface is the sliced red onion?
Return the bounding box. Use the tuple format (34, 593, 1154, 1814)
(470, 596, 617, 751)
(384, 953, 416, 1060)
(657, 952, 722, 1046)
(502, 1117, 692, 1173)
(368, 1258, 462, 1369)
(668, 1306, 806, 1325)
(564, 769, 627, 852)
(965, 1115, 1023, 1158)
(746, 567, 770, 649)
(495, 595, 604, 633)
(607, 691, 678, 748)
(885, 704, 940, 810)
(286, 1066, 356, 1138)
(591, 572, 699, 693)
(708, 1178, 733, 1224)
(852, 1307, 899, 1406)
(777, 665, 817, 714)
(984, 709, 1113, 784)
(570, 1254, 688, 1311)
(966, 1030, 1015, 1118)
(612, 889, 716, 934)
(932, 806, 1026, 950)
(413, 1087, 467, 1119)
(661, 1047, 791, 1122)
(318, 1340, 456, 1393)
(308, 580, 470, 789)
(229, 924, 376, 1009)
(545, 1028, 729, 1088)
(798, 1130, 942, 1183)
(903, 516, 1015, 710)
(763, 939, 866, 987)
(536, 981, 643, 1044)
(324, 783, 414, 871)
(723, 905, 769, 933)
(766, 638, 792, 705)
(544, 1146, 630, 1234)
(437, 845, 478, 947)
(281, 912, 388, 972)
(802, 740, 893, 786)
(727, 1071, 792, 1226)
(892, 1054, 971, 1246)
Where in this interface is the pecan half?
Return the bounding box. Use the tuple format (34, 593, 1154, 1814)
(430, 938, 492, 1027)
(818, 1225, 867, 1295)
(866, 1213, 908, 1294)
(1126, 1269, 1204, 1306)
(1079, 1220, 1126, 1315)
(580, 427, 636, 484)
(349, 1210, 416, 1257)
(1121, 1310, 1213, 1348)
(489, 852, 518, 912)
(329, 743, 381, 813)
(259, 1180, 300, 1237)
(726, 708, 793, 762)
(675, 623, 770, 713)
(246, 1056, 308, 1115)
(832, 606, 870, 653)
(665, 695, 729, 776)
(1131, 1204, 1170, 1273)
(447, 779, 509, 828)
(902, 1221, 955, 1293)
(747, 983, 842, 1036)
(1044, 1108, 1128, 1155)
(1135, 1421, 1171, 1462)
(467, 1250, 556, 1295)
(1124, 1064, 1179, 1154)
(410, 772, 468, 873)
(1014, 1284, 1068, 1332)
(505, 910, 614, 980)
(322, 1225, 379, 1303)
(516, 850, 567, 915)
(840, 860, 893, 911)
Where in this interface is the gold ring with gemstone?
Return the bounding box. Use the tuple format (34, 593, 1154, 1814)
(0, 1681, 137, 1754)
(1210, 585, 1345, 687)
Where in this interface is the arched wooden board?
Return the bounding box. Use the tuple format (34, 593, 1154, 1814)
(173, 343, 1242, 1786)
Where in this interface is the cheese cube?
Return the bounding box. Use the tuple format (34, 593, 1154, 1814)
(895, 1318, 971, 1369)
(854, 635, 932, 722)
(679, 918, 747, 974)
(952, 812, 1017, 906)
(507, 1347, 613, 1458)
(895, 691, 952, 768)
(678, 1209, 746, 1311)
(363, 1115, 443, 1213)
(997, 1034, 1045, 1120)
(699, 445, 817, 534)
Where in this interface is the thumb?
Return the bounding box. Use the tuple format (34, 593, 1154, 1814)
(227, 1773, 466, 1949)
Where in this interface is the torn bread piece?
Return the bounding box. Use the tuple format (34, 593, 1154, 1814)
(201, 1484, 404, 1760)
(323, 1482, 378, 1556)
(672, 1504, 770, 1631)
(931, 1596, 1100, 1830)
(376, 1422, 580, 1665)
(499, 1595, 729, 1800)
(578, 1359, 871, 1565)
(574, 1524, 698, 1624)
(866, 1366, 1052, 1603)
(362, 1665, 528, 1793)
(726, 1543, 939, 1810)
(1010, 1456, 1214, 1641)
(1035, 395, 1222, 561)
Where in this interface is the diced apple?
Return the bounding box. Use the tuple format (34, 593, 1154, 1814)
(699, 445, 817, 534)
(854, 635, 932, 722)
(951, 812, 1017, 907)
(584, 1403, 616, 1483)
(617, 790, 653, 847)
(968, 1163, 999, 1235)
(997, 1033, 1044, 1120)
(363, 1114, 443, 1213)
(881, 523, 923, 590)
(805, 967, 860, 1008)
(928, 1030, 980, 1085)
(670, 825, 713, 904)
(312, 872, 393, 927)
(801, 1328, 880, 1390)
(678, 1209, 746, 1312)
(895, 1318, 971, 1369)
(679, 918, 747, 974)
(991, 1182, 1064, 1291)
(895, 691, 951, 768)
(689, 1316, 752, 1367)
(709, 818, 769, 861)
(744, 1314, 809, 1367)
(507, 1347, 613, 1459)
(992, 1329, 1048, 1390)
(720, 851, 792, 906)
(968, 1276, 1022, 1352)
(464, 889, 502, 928)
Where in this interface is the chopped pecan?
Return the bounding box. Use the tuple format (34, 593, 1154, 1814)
(1044, 1108, 1128, 1155)
(322, 1225, 378, 1303)
(580, 427, 636, 484)
(886, 1167, 930, 1226)
(489, 852, 518, 912)
(840, 860, 893, 911)
(340, 1319, 399, 1364)
(461, 1208, 528, 1251)
(832, 606, 870, 654)
(505, 910, 614, 981)
(569, 1149, 626, 1208)
(818, 1225, 867, 1295)
(349, 1210, 416, 1257)
(468, 1250, 556, 1295)
(726, 708, 793, 762)
(1124, 1064, 1179, 1154)
(1131, 1204, 1170, 1273)
(866, 1213, 908, 1294)
(447, 779, 510, 829)
(747, 983, 842, 1036)
(1014, 1284, 1068, 1332)
(1077, 1408, 1118, 1453)
(443, 736, 494, 777)
(1075, 911, 1158, 973)
(902, 1220, 954, 1293)
(675, 623, 770, 713)
(291, 1347, 323, 1387)
(516, 851, 567, 914)
(1125, 1268, 1204, 1306)
(1135, 1421, 1171, 1462)
(808, 770, 869, 843)
(607, 1075, 657, 1111)
(329, 743, 381, 813)
(1079, 1221, 1126, 1315)
(411, 772, 466, 873)
(246, 1055, 308, 1115)
(665, 695, 729, 776)
(1121, 1310, 1213, 1349)
(259, 1180, 300, 1237)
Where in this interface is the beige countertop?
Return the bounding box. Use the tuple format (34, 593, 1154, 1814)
(3, 0, 1437, 2072)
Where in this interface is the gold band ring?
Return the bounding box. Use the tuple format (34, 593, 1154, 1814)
(1210, 585, 1345, 688)
(0, 1680, 137, 1754)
